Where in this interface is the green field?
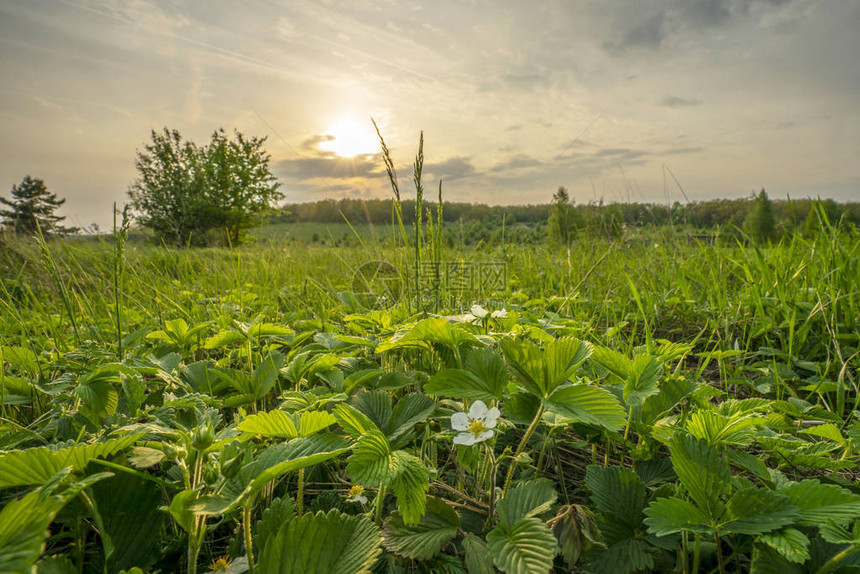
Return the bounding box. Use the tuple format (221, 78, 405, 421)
(1, 215, 859, 573)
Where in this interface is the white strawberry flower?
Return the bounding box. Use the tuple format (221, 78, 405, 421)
(451, 400, 501, 446)
(345, 484, 368, 504)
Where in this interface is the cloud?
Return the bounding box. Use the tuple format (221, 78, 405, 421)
(489, 154, 544, 173)
(425, 157, 476, 181)
(683, 0, 733, 28)
(661, 95, 703, 107)
(274, 134, 382, 182)
(604, 12, 666, 55)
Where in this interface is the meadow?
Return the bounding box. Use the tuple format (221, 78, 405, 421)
(0, 207, 859, 573)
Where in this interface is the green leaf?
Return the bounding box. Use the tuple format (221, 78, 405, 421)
(353, 391, 392, 433)
(545, 384, 626, 432)
(376, 318, 481, 353)
(779, 479, 860, 526)
(259, 509, 382, 574)
(497, 478, 557, 528)
(669, 432, 730, 520)
(204, 329, 247, 349)
(801, 423, 846, 445)
(255, 497, 297, 557)
(759, 529, 810, 564)
(249, 351, 285, 400)
(686, 410, 765, 448)
(127, 447, 165, 469)
(0, 489, 66, 573)
(347, 429, 397, 486)
(463, 533, 494, 574)
(487, 517, 558, 574)
(425, 349, 509, 402)
(238, 410, 299, 439)
(0, 434, 142, 489)
(719, 488, 800, 535)
(166, 489, 198, 533)
(382, 497, 459, 559)
(334, 404, 379, 439)
(624, 354, 662, 406)
(90, 470, 165, 572)
(750, 544, 805, 574)
(640, 376, 695, 425)
(643, 497, 712, 536)
(502, 337, 591, 398)
(389, 452, 430, 526)
(387, 393, 436, 441)
(585, 465, 646, 527)
(246, 434, 350, 497)
(589, 346, 630, 382)
(585, 539, 656, 574)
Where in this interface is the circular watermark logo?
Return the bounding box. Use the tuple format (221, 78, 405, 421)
(351, 260, 403, 309)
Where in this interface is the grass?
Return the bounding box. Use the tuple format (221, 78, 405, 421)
(0, 215, 859, 573)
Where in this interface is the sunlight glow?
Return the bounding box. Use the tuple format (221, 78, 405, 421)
(320, 117, 379, 158)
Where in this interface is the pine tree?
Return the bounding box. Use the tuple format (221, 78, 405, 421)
(743, 188, 777, 244)
(548, 186, 579, 246)
(0, 176, 76, 235)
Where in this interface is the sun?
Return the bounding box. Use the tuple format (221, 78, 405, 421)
(320, 117, 379, 158)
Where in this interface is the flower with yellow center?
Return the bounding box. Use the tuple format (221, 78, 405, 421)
(346, 484, 368, 504)
(451, 400, 501, 446)
(209, 556, 232, 571)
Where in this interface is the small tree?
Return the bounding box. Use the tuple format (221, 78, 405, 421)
(0, 176, 76, 235)
(128, 128, 282, 246)
(743, 188, 777, 244)
(547, 186, 579, 246)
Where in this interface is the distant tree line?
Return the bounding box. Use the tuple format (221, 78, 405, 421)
(274, 194, 860, 235)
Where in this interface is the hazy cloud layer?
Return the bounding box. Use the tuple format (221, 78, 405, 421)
(0, 0, 857, 226)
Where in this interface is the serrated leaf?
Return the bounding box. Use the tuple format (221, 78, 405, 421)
(382, 497, 459, 559)
(334, 404, 379, 438)
(545, 384, 626, 432)
(486, 517, 558, 574)
(376, 318, 481, 354)
(463, 533, 494, 574)
(255, 496, 296, 556)
(779, 479, 860, 526)
(353, 391, 392, 433)
(386, 393, 436, 440)
(750, 544, 806, 574)
(0, 490, 66, 573)
(584, 538, 656, 574)
(347, 429, 397, 486)
(686, 410, 765, 448)
(801, 423, 846, 445)
(624, 354, 662, 406)
(669, 432, 730, 520)
(719, 488, 800, 535)
(502, 337, 591, 399)
(259, 509, 382, 574)
(389, 452, 430, 526)
(759, 529, 810, 564)
(128, 446, 165, 469)
(497, 478, 557, 528)
(585, 465, 646, 527)
(0, 434, 142, 489)
(425, 349, 509, 402)
(237, 410, 299, 439)
(644, 497, 712, 536)
(90, 471, 165, 572)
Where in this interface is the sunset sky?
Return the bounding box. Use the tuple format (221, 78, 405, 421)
(1, 0, 858, 229)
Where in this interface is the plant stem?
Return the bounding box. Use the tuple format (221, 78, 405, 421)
(375, 484, 386, 526)
(814, 545, 859, 574)
(502, 404, 544, 497)
(297, 468, 305, 516)
(243, 503, 256, 574)
(714, 531, 725, 574)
